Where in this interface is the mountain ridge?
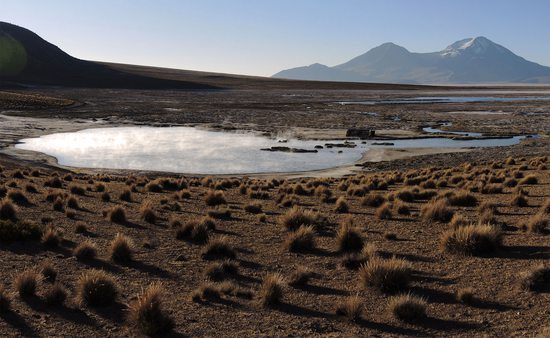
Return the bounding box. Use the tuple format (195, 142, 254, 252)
(274, 37, 550, 84)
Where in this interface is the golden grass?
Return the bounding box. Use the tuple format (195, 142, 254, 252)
(440, 224, 502, 255)
(359, 257, 411, 293)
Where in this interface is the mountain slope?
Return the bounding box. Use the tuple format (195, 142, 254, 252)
(273, 37, 550, 84)
(0, 22, 216, 89)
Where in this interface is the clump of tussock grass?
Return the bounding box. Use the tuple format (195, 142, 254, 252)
(361, 192, 386, 207)
(139, 201, 157, 224)
(511, 193, 528, 207)
(478, 201, 499, 215)
(519, 264, 550, 291)
(449, 213, 469, 229)
(388, 293, 427, 323)
(359, 257, 411, 293)
(107, 206, 127, 224)
(76, 269, 118, 307)
(40, 261, 57, 283)
(421, 199, 454, 223)
(66, 195, 80, 210)
(0, 287, 11, 312)
(69, 184, 86, 196)
(119, 189, 132, 202)
(95, 183, 105, 192)
(481, 183, 503, 194)
(25, 184, 38, 194)
(334, 196, 349, 213)
(284, 225, 316, 252)
(207, 207, 232, 220)
(394, 201, 411, 215)
(176, 221, 210, 243)
(384, 232, 397, 240)
(256, 273, 285, 307)
(519, 175, 538, 185)
(335, 217, 364, 253)
(7, 190, 29, 205)
(244, 203, 262, 214)
(288, 266, 315, 287)
(110, 233, 133, 263)
(456, 287, 474, 304)
(204, 260, 239, 281)
(128, 283, 174, 336)
(205, 190, 226, 206)
(440, 224, 502, 255)
(45, 177, 63, 188)
(542, 199, 550, 215)
(44, 283, 68, 306)
(279, 206, 325, 231)
(41, 226, 61, 248)
(336, 295, 363, 321)
(375, 203, 393, 220)
(101, 192, 111, 202)
(190, 282, 221, 302)
(526, 213, 548, 233)
(74, 222, 87, 234)
(202, 236, 236, 260)
(145, 181, 163, 193)
(73, 240, 97, 261)
(14, 269, 40, 299)
(0, 199, 17, 220)
(446, 190, 478, 207)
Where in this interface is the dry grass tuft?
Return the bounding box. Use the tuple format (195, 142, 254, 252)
(361, 192, 386, 207)
(336, 218, 364, 253)
(375, 203, 393, 220)
(244, 203, 263, 214)
(256, 273, 285, 307)
(284, 225, 316, 252)
(527, 213, 548, 233)
(456, 287, 474, 304)
(447, 190, 478, 207)
(110, 233, 133, 263)
(519, 264, 550, 291)
(421, 199, 454, 223)
(388, 293, 427, 323)
(73, 240, 97, 261)
(441, 224, 502, 255)
(334, 196, 349, 213)
(205, 190, 226, 206)
(40, 261, 57, 283)
(41, 226, 61, 248)
(335, 295, 363, 321)
(204, 260, 239, 281)
(77, 269, 118, 307)
(107, 206, 127, 224)
(15, 269, 40, 298)
(359, 257, 411, 293)
(279, 206, 325, 231)
(0, 199, 17, 220)
(511, 193, 528, 207)
(128, 283, 174, 336)
(518, 175, 538, 185)
(288, 266, 315, 287)
(202, 236, 236, 260)
(44, 283, 68, 306)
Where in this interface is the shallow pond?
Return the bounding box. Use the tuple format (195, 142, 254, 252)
(340, 96, 550, 105)
(15, 126, 529, 174)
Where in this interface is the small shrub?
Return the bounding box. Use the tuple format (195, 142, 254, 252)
(421, 199, 454, 223)
(110, 233, 133, 263)
(279, 206, 324, 231)
(73, 240, 97, 261)
(69, 184, 86, 196)
(388, 293, 427, 323)
(77, 270, 118, 307)
(456, 287, 474, 304)
(256, 273, 285, 307)
(207, 207, 232, 220)
(336, 295, 362, 321)
(128, 283, 174, 336)
(15, 269, 40, 298)
(441, 224, 502, 255)
(66, 196, 80, 210)
(447, 190, 478, 207)
(284, 225, 316, 252)
(519, 264, 550, 291)
(359, 257, 411, 293)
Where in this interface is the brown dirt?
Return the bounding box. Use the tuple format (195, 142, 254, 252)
(0, 155, 548, 337)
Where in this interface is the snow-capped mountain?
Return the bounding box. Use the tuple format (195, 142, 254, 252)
(273, 37, 550, 84)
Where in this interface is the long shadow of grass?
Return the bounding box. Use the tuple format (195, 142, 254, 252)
(0, 310, 39, 337)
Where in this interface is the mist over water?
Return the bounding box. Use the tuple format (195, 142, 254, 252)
(15, 126, 528, 174)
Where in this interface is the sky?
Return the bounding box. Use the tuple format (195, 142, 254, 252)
(2, 0, 550, 76)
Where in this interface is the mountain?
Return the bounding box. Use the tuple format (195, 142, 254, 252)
(0, 22, 216, 89)
(273, 37, 550, 84)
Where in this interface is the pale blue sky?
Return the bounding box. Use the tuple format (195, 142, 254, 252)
(2, 0, 549, 76)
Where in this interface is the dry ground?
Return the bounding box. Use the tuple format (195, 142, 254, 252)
(0, 155, 548, 337)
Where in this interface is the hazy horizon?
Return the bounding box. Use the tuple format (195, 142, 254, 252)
(2, 0, 550, 76)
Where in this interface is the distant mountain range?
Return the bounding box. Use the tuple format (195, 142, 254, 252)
(273, 37, 550, 84)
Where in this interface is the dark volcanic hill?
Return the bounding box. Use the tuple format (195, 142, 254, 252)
(273, 37, 550, 84)
(0, 22, 217, 89)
